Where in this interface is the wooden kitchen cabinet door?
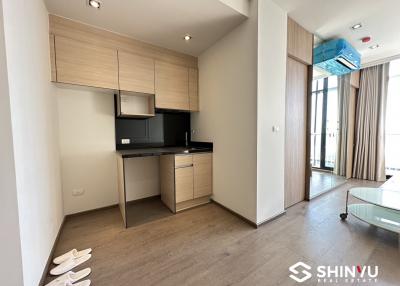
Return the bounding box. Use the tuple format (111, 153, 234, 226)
(189, 68, 199, 111)
(49, 34, 56, 82)
(155, 61, 189, 110)
(175, 154, 193, 168)
(193, 153, 212, 198)
(118, 51, 155, 94)
(55, 36, 119, 89)
(175, 166, 194, 203)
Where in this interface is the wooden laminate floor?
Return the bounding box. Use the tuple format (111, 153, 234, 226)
(46, 179, 400, 286)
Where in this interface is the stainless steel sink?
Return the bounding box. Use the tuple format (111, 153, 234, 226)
(183, 147, 208, 153)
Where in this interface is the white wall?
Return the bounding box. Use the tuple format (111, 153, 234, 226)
(256, 0, 287, 224)
(0, 0, 24, 284)
(2, 0, 64, 284)
(56, 86, 118, 215)
(219, 0, 250, 16)
(192, 0, 287, 224)
(191, 0, 258, 222)
(125, 157, 160, 201)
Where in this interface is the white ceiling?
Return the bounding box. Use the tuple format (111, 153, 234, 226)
(272, 0, 400, 65)
(44, 0, 248, 56)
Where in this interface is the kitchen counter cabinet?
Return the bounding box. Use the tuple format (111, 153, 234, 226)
(116, 147, 212, 227)
(161, 153, 212, 213)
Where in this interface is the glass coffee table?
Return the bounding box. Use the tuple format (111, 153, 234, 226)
(340, 188, 400, 240)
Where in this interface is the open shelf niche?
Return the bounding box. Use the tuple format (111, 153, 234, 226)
(116, 91, 155, 118)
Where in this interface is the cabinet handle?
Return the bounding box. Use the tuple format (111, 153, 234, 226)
(175, 164, 193, 169)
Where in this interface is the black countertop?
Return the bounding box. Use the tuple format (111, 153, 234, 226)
(116, 145, 213, 158)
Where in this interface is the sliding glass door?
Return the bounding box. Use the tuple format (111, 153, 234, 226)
(386, 59, 400, 175)
(310, 76, 338, 171)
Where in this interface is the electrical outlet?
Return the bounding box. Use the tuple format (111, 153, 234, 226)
(72, 188, 85, 196)
(121, 138, 130, 144)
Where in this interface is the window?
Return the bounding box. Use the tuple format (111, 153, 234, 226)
(310, 75, 338, 170)
(385, 59, 400, 175)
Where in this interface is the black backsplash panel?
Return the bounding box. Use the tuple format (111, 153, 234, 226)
(115, 112, 190, 149)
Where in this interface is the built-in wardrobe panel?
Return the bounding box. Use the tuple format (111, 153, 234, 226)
(118, 51, 155, 94)
(54, 36, 119, 89)
(155, 61, 189, 110)
(287, 18, 313, 65)
(284, 57, 308, 208)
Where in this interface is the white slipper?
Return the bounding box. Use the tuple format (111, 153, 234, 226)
(63, 280, 91, 286)
(53, 248, 92, 265)
(50, 254, 92, 276)
(45, 268, 91, 286)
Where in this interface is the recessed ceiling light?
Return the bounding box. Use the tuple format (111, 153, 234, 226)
(351, 23, 362, 30)
(369, 44, 379, 50)
(183, 35, 192, 41)
(88, 0, 101, 9)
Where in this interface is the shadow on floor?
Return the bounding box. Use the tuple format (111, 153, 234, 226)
(126, 196, 174, 228)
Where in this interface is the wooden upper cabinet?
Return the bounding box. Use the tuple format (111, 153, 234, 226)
(118, 51, 155, 94)
(287, 18, 313, 65)
(49, 34, 56, 82)
(55, 36, 118, 89)
(155, 61, 189, 110)
(193, 153, 212, 198)
(189, 68, 199, 111)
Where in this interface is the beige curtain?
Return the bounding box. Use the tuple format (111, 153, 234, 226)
(352, 63, 389, 181)
(334, 74, 351, 176)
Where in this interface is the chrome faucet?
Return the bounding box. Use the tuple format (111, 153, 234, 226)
(185, 132, 189, 147)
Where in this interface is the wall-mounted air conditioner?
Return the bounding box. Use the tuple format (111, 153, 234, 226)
(313, 39, 361, 76)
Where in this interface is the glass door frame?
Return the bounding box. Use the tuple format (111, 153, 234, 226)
(320, 77, 333, 171)
(306, 69, 337, 201)
(310, 77, 336, 171)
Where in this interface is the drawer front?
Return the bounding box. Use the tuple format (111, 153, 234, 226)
(193, 153, 212, 198)
(175, 166, 194, 203)
(175, 155, 193, 168)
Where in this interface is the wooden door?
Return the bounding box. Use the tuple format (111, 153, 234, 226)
(175, 166, 194, 203)
(118, 51, 155, 94)
(155, 61, 189, 110)
(193, 153, 212, 198)
(284, 57, 308, 208)
(55, 36, 118, 89)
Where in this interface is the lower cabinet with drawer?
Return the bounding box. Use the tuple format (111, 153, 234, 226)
(160, 153, 212, 212)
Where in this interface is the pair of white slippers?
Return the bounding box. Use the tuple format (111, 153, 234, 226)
(46, 248, 92, 286)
